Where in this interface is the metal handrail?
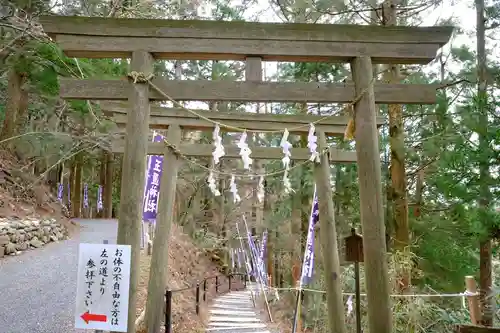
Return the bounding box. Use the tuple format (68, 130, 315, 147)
(164, 272, 248, 333)
(170, 272, 247, 294)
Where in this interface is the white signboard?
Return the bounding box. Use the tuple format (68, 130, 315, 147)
(75, 243, 131, 332)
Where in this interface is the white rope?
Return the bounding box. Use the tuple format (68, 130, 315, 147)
(262, 286, 480, 298)
(462, 289, 479, 308)
(462, 290, 478, 296)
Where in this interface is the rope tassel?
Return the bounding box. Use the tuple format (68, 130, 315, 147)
(344, 118, 355, 140)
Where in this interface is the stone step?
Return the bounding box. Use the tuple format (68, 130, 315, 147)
(214, 295, 252, 299)
(218, 292, 252, 297)
(213, 298, 253, 305)
(209, 309, 258, 316)
(208, 323, 267, 328)
(207, 327, 271, 333)
(209, 316, 261, 323)
(207, 327, 270, 332)
(211, 303, 255, 310)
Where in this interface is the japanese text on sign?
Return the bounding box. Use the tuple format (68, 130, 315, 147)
(75, 243, 131, 332)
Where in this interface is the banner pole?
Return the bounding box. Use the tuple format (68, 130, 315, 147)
(242, 215, 273, 322)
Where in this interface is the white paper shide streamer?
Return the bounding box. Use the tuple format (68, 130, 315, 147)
(237, 131, 253, 170)
(307, 123, 320, 163)
(230, 175, 241, 203)
(280, 129, 293, 193)
(346, 295, 353, 316)
(208, 124, 224, 196)
(257, 176, 265, 203)
(207, 171, 221, 196)
(212, 124, 225, 164)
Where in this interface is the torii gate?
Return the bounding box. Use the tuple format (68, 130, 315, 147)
(39, 15, 452, 333)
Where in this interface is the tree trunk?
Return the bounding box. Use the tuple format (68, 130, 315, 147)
(296, 102, 312, 312)
(291, 188, 302, 286)
(274, 229, 283, 287)
(104, 151, 114, 218)
(382, 0, 410, 292)
(218, 175, 226, 243)
(0, 68, 25, 145)
(475, 0, 493, 325)
(98, 151, 107, 218)
(263, 185, 273, 285)
(14, 88, 29, 136)
(68, 159, 76, 212)
(413, 169, 424, 218)
(45, 101, 65, 188)
(72, 153, 83, 218)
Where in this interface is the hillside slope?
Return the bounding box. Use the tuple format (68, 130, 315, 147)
(0, 149, 74, 230)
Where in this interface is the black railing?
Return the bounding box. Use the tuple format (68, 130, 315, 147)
(164, 272, 248, 333)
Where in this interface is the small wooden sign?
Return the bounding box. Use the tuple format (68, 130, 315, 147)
(344, 228, 364, 263)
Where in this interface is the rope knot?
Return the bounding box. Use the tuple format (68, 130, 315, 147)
(127, 71, 154, 84)
(163, 139, 182, 157)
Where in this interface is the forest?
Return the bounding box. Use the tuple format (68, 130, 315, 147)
(0, 0, 499, 332)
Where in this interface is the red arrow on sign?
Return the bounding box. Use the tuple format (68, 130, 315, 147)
(81, 311, 107, 324)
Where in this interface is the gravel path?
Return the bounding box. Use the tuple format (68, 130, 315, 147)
(0, 219, 118, 333)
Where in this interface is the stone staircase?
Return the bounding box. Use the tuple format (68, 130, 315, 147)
(206, 284, 272, 333)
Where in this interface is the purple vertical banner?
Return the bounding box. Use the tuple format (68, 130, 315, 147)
(57, 183, 63, 202)
(142, 133, 164, 222)
(97, 185, 103, 212)
(248, 232, 267, 285)
(83, 183, 89, 208)
(300, 186, 319, 286)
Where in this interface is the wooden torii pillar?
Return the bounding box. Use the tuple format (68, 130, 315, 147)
(144, 124, 181, 333)
(351, 56, 391, 333)
(116, 51, 154, 333)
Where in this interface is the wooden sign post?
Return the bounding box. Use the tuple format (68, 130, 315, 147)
(344, 228, 364, 333)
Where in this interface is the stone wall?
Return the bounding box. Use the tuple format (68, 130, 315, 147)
(0, 218, 68, 258)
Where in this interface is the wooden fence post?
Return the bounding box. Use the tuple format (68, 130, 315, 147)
(164, 289, 172, 333)
(465, 276, 481, 325)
